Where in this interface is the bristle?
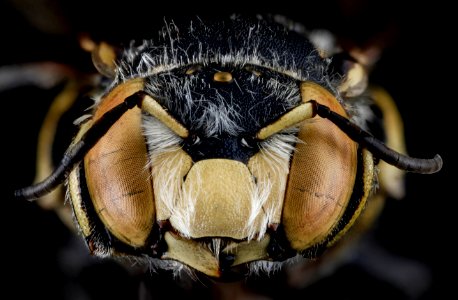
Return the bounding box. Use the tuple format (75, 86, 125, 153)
(112, 16, 331, 90)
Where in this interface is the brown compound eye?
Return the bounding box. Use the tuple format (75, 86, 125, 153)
(81, 81, 190, 250)
(256, 81, 360, 253)
(285, 82, 359, 252)
(82, 79, 156, 248)
(256, 81, 441, 255)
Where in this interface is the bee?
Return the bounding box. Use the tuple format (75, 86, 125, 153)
(15, 15, 442, 280)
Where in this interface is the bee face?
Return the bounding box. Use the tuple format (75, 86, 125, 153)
(68, 15, 365, 277)
(16, 15, 442, 279)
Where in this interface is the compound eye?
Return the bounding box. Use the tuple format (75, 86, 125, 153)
(282, 81, 358, 251)
(83, 80, 155, 248)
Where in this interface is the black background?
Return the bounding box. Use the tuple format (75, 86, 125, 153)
(2, 0, 454, 299)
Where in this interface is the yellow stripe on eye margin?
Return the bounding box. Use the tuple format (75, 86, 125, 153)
(141, 95, 189, 138)
(256, 101, 315, 140)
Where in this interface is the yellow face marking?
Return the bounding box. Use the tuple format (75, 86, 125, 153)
(69, 121, 94, 238)
(170, 159, 258, 239)
(141, 95, 189, 138)
(163, 232, 271, 278)
(163, 232, 220, 277)
(256, 102, 315, 140)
